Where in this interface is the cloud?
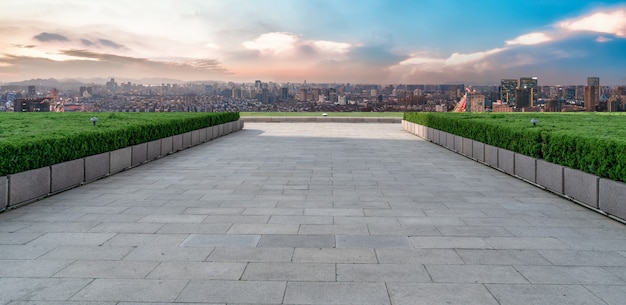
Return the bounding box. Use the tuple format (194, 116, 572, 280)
(98, 39, 124, 49)
(12, 44, 36, 48)
(558, 9, 626, 37)
(242, 32, 353, 57)
(596, 36, 612, 43)
(33, 32, 69, 42)
(506, 32, 553, 46)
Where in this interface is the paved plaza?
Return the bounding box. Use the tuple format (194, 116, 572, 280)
(1, 122, 626, 305)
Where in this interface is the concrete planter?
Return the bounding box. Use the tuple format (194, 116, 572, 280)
(427, 127, 435, 142)
(445, 132, 455, 150)
(514, 153, 536, 183)
(462, 138, 473, 157)
(191, 130, 200, 146)
(161, 136, 173, 156)
(536, 160, 563, 194)
(239, 119, 244, 130)
(51, 159, 84, 193)
(484, 144, 498, 168)
(173, 134, 183, 152)
(452, 136, 462, 153)
(212, 125, 219, 139)
(85, 152, 110, 182)
(439, 132, 447, 147)
(131, 143, 148, 167)
(218, 124, 224, 137)
(432, 130, 440, 145)
(8, 167, 50, 207)
(206, 126, 215, 141)
(147, 140, 161, 161)
(599, 179, 626, 220)
(498, 148, 515, 175)
(199, 128, 208, 143)
(564, 167, 599, 208)
(182, 132, 192, 148)
(472, 141, 485, 163)
(0, 176, 7, 210)
(110, 147, 132, 174)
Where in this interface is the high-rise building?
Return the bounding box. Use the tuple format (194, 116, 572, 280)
(515, 88, 531, 109)
(280, 87, 289, 100)
(467, 92, 485, 112)
(519, 77, 538, 106)
(500, 79, 517, 105)
(584, 77, 600, 111)
(28, 86, 36, 96)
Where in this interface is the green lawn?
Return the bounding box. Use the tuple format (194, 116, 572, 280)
(241, 112, 403, 118)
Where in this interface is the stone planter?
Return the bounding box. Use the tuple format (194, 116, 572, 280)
(182, 132, 192, 148)
(599, 179, 626, 220)
(514, 153, 536, 183)
(131, 143, 148, 167)
(147, 140, 161, 161)
(0, 176, 7, 210)
(462, 138, 473, 157)
(8, 167, 50, 207)
(110, 147, 132, 174)
(173, 134, 183, 152)
(445, 133, 455, 150)
(199, 128, 208, 143)
(472, 141, 485, 163)
(51, 159, 84, 193)
(161, 136, 173, 156)
(192, 130, 200, 146)
(564, 167, 599, 208)
(536, 160, 563, 194)
(484, 144, 498, 168)
(498, 148, 515, 175)
(85, 152, 110, 182)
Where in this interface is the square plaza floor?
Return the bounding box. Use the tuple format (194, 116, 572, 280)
(0, 122, 625, 304)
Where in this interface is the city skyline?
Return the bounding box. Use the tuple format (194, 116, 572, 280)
(1, 0, 626, 85)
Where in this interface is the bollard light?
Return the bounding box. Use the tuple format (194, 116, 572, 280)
(90, 117, 99, 126)
(530, 118, 538, 127)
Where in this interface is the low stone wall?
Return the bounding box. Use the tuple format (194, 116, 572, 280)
(403, 120, 626, 222)
(0, 119, 244, 212)
(243, 116, 401, 123)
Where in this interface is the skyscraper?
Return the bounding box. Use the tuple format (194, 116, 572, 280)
(585, 77, 600, 112)
(519, 77, 538, 107)
(500, 79, 517, 106)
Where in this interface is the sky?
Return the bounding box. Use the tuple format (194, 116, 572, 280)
(1, 0, 626, 85)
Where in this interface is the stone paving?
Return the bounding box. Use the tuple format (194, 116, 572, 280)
(1, 122, 626, 305)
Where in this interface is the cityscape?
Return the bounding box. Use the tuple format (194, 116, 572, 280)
(2, 76, 625, 113)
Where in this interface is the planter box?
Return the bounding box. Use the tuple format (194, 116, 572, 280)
(514, 153, 536, 183)
(131, 143, 148, 167)
(462, 138, 473, 157)
(51, 159, 84, 193)
(484, 144, 498, 168)
(473, 141, 485, 162)
(0, 176, 7, 210)
(564, 167, 599, 208)
(192, 130, 200, 146)
(498, 148, 515, 175)
(9, 167, 50, 207)
(239, 119, 244, 130)
(599, 179, 626, 220)
(453, 136, 463, 153)
(182, 132, 192, 148)
(147, 140, 161, 161)
(536, 160, 563, 194)
(427, 127, 435, 142)
(173, 134, 183, 152)
(446, 132, 455, 150)
(212, 125, 219, 139)
(432, 130, 440, 145)
(199, 128, 208, 143)
(85, 152, 110, 182)
(161, 136, 173, 156)
(218, 124, 224, 137)
(438, 132, 447, 147)
(110, 147, 132, 174)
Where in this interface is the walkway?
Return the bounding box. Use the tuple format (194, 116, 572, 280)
(0, 122, 625, 304)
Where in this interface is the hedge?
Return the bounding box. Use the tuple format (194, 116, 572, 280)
(403, 112, 626, 183)
(0, 112, 239, 176)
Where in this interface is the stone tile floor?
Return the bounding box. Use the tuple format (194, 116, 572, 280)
(0, 122, 625, 304)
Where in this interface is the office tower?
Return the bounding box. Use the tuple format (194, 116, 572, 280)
(519, 77, 538, 107)
(585, 76, 600, 111)
(515, 88, 531, 108)
(500, 79, 518, 106)
(280, 87, 289, 100)
(254, 80, 262, 90)
(467, 92, 485, 112)
(28, 86, 36, 96)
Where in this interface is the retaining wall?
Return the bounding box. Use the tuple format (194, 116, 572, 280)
(403, 120, 626, 222)
(0, 119, 243, 211)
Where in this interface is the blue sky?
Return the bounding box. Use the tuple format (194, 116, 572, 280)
(1, 0, 625, 85)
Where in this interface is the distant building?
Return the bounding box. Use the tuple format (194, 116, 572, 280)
(500, 79, 518, 106)
(467, 92, 485, 112)
(14, 98, 50, 112)
(519, 77, 538, 107)
(585, 77, 600, 111)
(515, 88, 531, 109)
(545, 99, 561, 112)
(280, 87, 289, 99)
(28, 85, 36, 96)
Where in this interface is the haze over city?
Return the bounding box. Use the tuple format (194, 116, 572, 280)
(1, 0, 626, 85)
